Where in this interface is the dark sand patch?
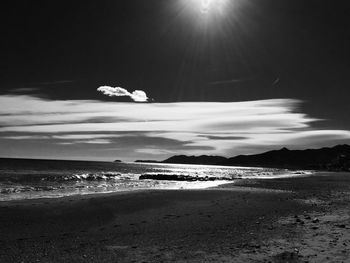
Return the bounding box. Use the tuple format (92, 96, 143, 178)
(0, 172, 349, 262)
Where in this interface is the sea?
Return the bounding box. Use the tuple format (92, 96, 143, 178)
(0, 158, 310, 201)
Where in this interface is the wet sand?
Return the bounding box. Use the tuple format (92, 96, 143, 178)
(0, 172, 349, 262)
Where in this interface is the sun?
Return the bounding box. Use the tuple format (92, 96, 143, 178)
(179, 0, 231, 18)
(197, 0, 228, 14)
(177, 0, 233, 28)
(200, 0, 212, 13)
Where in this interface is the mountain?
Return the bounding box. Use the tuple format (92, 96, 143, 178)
(222, 145, 350, 170)
(162, 155, 228, 165)
(161, 145, 350, 171)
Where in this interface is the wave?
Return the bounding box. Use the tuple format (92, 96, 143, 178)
(42, 172, 131, 182)
(0, 185, 64, 194)
(0, 172, 133, 183)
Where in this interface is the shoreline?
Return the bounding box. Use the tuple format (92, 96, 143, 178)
(0, 169, 315, 203)
(0, 180, 234, 203)
(1, 172, 349, 262)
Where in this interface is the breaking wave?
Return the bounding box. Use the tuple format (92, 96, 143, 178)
(42, 172, 132, 182)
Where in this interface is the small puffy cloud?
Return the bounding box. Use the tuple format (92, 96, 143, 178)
(97, 86, 148, 102)
(130, 90, 149, 102)
(97, 86, 130, 97)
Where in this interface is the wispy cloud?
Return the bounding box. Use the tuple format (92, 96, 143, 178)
(10, 87, 41, 94)
(97, 86, 148, 102)
(135, 148, 178, 155)
(208, 77, 255, 86)
(0, 94, 349, 160)
(57, 139, 111, 145)
(2, 135, 50, 140)
(36, 80, 74, 86)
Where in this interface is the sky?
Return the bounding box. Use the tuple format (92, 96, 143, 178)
(1, 0, 350, 161)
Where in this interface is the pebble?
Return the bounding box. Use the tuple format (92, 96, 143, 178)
(312, 218, 319, 223)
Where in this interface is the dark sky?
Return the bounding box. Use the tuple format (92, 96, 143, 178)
(1, 0, 350, 161)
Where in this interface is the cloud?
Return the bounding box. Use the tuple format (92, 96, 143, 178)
(0, 94, 350, 160)
(57, 139, 111, 145)
(10, 87, 41, 94)
(97, 86, 148, 102)
(208, 77, 255, 86)
(135, 148, 178, 155)
(198, 135, 248, 140)
(2, 135, 50, 140)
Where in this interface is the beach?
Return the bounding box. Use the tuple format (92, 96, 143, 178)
(2, 1, 350, 262)
(0, 172, 349, 262)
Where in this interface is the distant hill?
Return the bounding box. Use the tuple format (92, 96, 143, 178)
(162, 155, 228, 165)
(161, 145, 350, 171)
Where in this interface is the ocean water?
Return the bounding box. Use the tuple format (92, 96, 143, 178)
(0, 158, 310, 201)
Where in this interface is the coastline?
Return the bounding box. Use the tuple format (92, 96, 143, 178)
(1, 172, 349, 262)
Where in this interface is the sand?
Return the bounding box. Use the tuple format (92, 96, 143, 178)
(0, 172, 349, 262)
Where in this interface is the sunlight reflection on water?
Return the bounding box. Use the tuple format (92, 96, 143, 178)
(0, 160, 312, 201)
